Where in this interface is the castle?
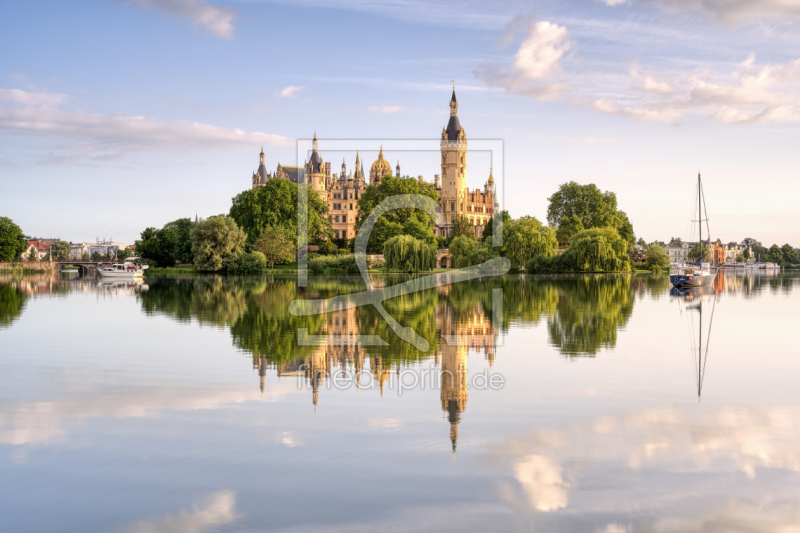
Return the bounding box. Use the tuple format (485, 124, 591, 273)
(251, 89, 497, 240)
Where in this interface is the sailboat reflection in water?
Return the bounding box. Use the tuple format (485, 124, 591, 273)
(671, 286, 717, 400)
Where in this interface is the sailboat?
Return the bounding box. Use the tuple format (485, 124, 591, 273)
(670, 173, 719, 288)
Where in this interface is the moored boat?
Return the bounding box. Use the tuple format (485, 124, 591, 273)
(97, 258, 148, 278)
(670, 173, 719, 289)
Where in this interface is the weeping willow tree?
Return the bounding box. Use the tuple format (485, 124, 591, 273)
(383, 235, 437, 272)
(567, 227, 631, 272)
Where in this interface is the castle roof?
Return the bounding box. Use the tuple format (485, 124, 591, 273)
(277, 164, 303, 184)
(371, 146, 392, 177)
(445, 115, 462, 141)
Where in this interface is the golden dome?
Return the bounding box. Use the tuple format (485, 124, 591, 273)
(487, 168, 495, 185)
(370, 146, 393, 178)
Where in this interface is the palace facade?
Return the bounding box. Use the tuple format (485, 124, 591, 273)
(251, 89, 498, 239)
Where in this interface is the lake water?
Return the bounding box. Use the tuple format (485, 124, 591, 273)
(1, 270, 799, 532)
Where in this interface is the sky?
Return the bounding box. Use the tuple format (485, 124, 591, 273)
(1, 0, 799, 246)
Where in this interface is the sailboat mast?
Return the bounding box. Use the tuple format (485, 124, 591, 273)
(698, 303, 703, 399)
(698, 173, 702, 260)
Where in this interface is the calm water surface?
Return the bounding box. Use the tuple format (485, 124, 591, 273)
(1, 270, 799, 532)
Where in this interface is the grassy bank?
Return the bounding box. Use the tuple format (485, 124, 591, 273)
(145, 265, 201, 275)
(0, 262, 54, 274)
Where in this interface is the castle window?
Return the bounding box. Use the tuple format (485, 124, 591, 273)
(349, 203, 353, 210)
(342, 215, 347, 223)
(451, 216, 455, 223)
(335, 216, 339, 223)
(451, 203, 455, 211)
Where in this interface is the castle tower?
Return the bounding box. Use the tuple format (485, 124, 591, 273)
(485, 167, 495, 195)
(307, 132, 326, 196)
(441, 89, 467, 201)
(353, 151, 364, 183)
(396, 161, 400, 177)
(341, 158, 347, 178)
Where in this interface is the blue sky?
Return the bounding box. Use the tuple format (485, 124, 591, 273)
(2, 0, 799, 246)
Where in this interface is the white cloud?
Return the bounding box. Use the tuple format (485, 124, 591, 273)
(594, 55, 800, 124)
(0, 379, 298, 446)
(476, 20, 571, 98)
(0, 88, 68, 108)
(641, 501, 800, 533)
(118, 491, 241, 533)
(602, 0, 629, 5)
(484, 404, 800, 520)
(513, 21, 571, 80)
(116, 0, 241, 39)
(277, 85, 304, 98)
(641, 0, 800, 23)
(0, 89, 291, 164)
(512, 454, 570, 512)
(367, 106, 404, 113)
(598, 525, 630, 533)
(631, 67, 676, 94)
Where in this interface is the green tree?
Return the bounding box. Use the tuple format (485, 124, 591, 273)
(670, 237, 682, 243)
(228, 251, 267, 274)
(547, 182, 620, 229)
(735, 254, 745, 263)
(29, 247, 38, 261)
(506, 216, 558, 269)
(743, 248, 750, 260)
(450, 215, 474, 239)
(481, 212, 556, 270)
(91, 251, 102, 260)
(50, 241, 70, 260)
(253, 226, 297, 270)
(115, 248, 132, 261)
(0, 217, 28, 261)
(615, 210, 635, 246)
(383, 235, 437, 272)
(136, 227, 178, 267)
(191, 216, 247, 272)
(355, 176, 439, 253)
(556, 215, 584, 247)
(163, 218, 195, 264)
(82, 252, 89, 260)
(637, 238, 648, 248)
(688, 242, 710, 262)
(481, 210, 511, 248)
(645, 244, 670, 271)
(567, 227, 631, 272)
(229, 179, 331, 249)
(780, 244, 798, 265)
(449, 235, 478, 268)
(765, 244, 783, 264)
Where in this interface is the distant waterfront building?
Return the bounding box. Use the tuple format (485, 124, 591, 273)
(23, 238, 58, 261)
(249, 89, 498, 243)
(69, 239, 127, 259)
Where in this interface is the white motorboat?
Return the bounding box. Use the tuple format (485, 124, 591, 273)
(97, 259, 148, 278)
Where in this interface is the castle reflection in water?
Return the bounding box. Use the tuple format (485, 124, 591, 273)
(252, 285, 497, 452)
